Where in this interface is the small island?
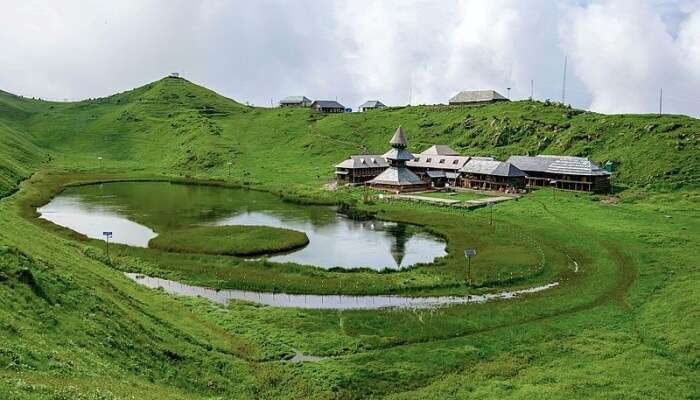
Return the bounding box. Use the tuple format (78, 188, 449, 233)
(148, 225, 309, 256)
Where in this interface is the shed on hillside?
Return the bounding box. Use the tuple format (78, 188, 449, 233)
(359, 100, 386, 112)
(311, 100, 345, 113)
(449, 90, 508, 105)
(280, 96, 312, 107)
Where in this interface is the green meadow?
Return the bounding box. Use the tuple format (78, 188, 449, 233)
(0, 78, 697, 399)
(148, 225, 310, 257)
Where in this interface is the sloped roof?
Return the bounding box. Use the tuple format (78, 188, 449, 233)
(470, 156, 497, 161)
(382, 147, 415, 161)
(426, 170, 446, 178)
(460, 160, 526, 177)
(335, 155, 389, 169)
(407, 155, 469, 171)
(389, 126, 408, 148)
(420, 145, 459, 156)
(507, 155, 610, 176)
(359, 100, 386, 108)
(280, 96, 310, 104)
(449, 90, 508, 104)
(312, 100, 345, 108)
(369, 167, 424, 186)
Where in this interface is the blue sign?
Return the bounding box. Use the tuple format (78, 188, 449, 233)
(102, 231, 113, 238)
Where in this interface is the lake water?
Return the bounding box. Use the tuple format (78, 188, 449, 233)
(126, 273, 559, 310)
(37, 181, 447, 270)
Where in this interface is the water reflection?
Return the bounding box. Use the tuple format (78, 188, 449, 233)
(37, 195, 156, 247)
(215, 212, 443, 269)
(37, 182, 447, 270)
(126, 273, 559, 310)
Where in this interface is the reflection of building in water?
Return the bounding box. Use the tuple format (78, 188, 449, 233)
(385, 223, 408, 267)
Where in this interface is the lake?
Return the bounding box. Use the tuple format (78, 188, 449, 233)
(37, 181, 447, 270)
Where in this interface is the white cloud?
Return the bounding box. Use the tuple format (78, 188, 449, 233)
(0, 0, 698, 116)
(560, 0, 700, 115)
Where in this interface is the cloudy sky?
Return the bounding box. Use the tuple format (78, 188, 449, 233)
(1, 0, 699, 116)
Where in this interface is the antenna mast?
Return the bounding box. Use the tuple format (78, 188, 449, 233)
(561, 56, 568, 104)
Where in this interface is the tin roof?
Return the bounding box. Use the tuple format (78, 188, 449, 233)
(382, 147, 415, 161)
(359, 100, 386, 108)
(507, 155, 610, 176)
(369, 167, 424, 186)
(460, 160, 526, 177)
(280, 96, 311, 104)
(420, 145, 460, 156)
(312, 100, 345, 109)
(407, 155, 470, 171)
(426, 170, 446, 178)
(335, 155, 389, 169)
(449, 90, 508, 104)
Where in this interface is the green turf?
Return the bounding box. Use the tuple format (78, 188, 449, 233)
(0, 77, 697, 399)
(413, 190, 490, 202)
(149, 225, 309, 256)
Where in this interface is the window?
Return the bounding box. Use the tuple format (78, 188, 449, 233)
(453, 159, 459, 164)
(426, 158, 432, 162)
(439, 159, 445, 164)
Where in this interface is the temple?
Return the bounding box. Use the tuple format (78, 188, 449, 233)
(368, 126, 428, 193)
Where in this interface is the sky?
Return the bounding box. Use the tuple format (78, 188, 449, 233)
(1, 0, 699, 116)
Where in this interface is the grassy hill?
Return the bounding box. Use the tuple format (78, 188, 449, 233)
(0, 78, 698, 399)
(2, 77, 697, 192)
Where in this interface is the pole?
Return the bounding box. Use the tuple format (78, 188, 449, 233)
(507, 87, 511, 99)
(490, 205, 493, 226)
(610, 172, 613, 196)
(467, 256, 471, 284)
(106, 236, 109, 257)
(561, 56, 568, 104)
(530, 79, 534, 100)
(659, 88, 663, 115)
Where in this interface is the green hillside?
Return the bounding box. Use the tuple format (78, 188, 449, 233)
(0, 78, 698, 399)
(2, 77, 697, 191)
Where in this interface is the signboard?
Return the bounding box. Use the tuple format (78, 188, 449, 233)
(102, 231, 113, 238)
(464, 248, 476, 257)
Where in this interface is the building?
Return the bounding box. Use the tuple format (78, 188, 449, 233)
(407, 145, 470, 188)
(449, 90, 508, 106)
(311, 100, 345, 113)
(359, 100, 386, 112)
(507, 155, 611, 193)
(369, 126, 428, 193)
(335, 155, 389, 185)
(169, 72, 180, 78)
(280, 96, 312, 107)
(420, 145, 460, 156)
(459, 160, 526, 191)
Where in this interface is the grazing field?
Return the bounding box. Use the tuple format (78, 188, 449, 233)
(149, 225, 310, 256)
(414, 190, 490, 202)
(0, 78, 697, 399)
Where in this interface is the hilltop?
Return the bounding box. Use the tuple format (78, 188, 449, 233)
(0, 77, 698, 399)
(0, 77, 698, 198)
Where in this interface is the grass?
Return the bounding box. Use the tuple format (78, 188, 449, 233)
(414, 190, 489, 202)
(148, 225, 310, 256)
(0, 77, 697, 399)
